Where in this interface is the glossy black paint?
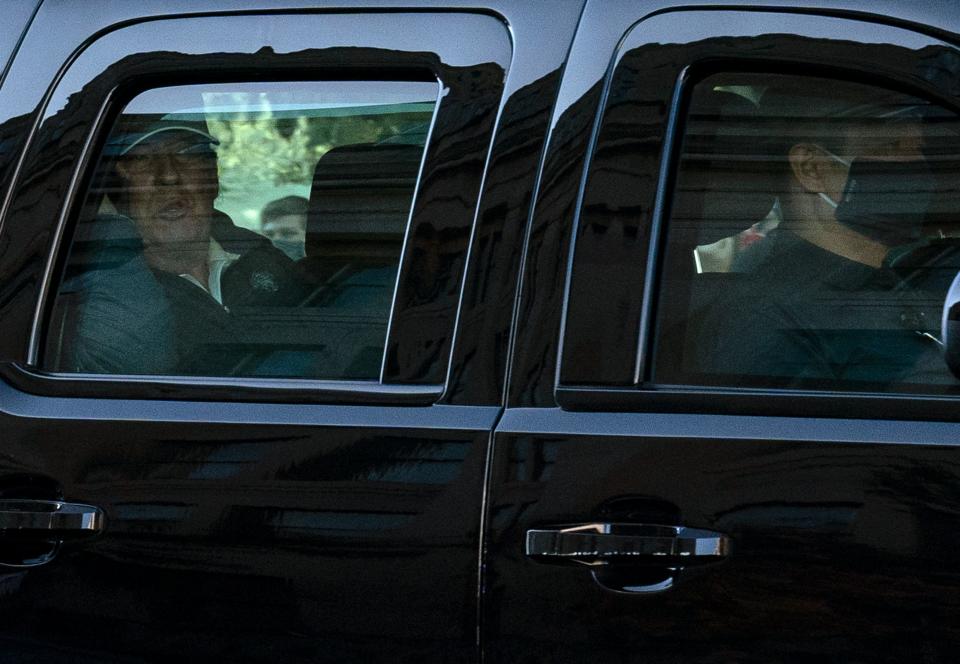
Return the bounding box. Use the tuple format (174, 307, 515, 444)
(0, 382, 498, 661)
(507, 0, 960, 408)
(562, 9, 960, 398)
(0, 1, 581, 662)
(487, 2, 960, 663)
(2, 11, 510, 390)
(6, 0, 960, 662)
(486, 410, 960, 663)
(554, 8, 960, 420)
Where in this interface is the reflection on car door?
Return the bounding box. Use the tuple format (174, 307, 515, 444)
(486, 4, 960, 663)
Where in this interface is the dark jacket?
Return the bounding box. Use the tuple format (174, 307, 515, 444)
(695, 229, 954, 390)
(54, 212, 308, 376)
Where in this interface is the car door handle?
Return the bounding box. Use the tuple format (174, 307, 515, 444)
(0, 500, 105, 541)
(525, 522, 731, 567)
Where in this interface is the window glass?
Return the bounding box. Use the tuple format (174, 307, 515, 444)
(652, 73, 960, 393)
(43, 80, 438, 379)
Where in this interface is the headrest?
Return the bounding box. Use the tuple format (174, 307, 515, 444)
(674, 89, 780, 246)
(306, 143, 423, 259)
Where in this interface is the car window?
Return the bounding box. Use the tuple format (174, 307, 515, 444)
(651, 72, 960, 393)
(42, 80, 438, 379)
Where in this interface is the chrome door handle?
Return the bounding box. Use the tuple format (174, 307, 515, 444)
(525, 522, 730, 567)
(0, 500, 105, 541)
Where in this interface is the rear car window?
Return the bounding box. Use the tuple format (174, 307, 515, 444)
(651, 72, 960, 394)
(42, 80, 438, 379)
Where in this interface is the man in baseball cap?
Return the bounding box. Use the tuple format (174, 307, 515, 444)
(98, 118, 307, 374)
(112, 122, 225, 294)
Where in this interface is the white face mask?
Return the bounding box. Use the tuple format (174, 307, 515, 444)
(813, 145, 934, 247)
(815, 147, 851, 209)
(818, 192, 839, 209)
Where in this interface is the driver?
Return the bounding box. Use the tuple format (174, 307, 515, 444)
(698, 83, 954, 387)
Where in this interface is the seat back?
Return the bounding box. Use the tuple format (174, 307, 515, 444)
(293, 142, 424, 378)
(304, 143, 422, 279)
(654, 89, 781, 380)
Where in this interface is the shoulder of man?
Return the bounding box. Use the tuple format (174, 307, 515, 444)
(211, 213, 309, 308)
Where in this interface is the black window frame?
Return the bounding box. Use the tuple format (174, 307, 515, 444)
(0, 10, 511, 404)
(555, 8, 960, 420)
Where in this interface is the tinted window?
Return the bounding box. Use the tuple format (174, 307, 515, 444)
(652, 72, 960, 393)
(43, 80, 438, 379)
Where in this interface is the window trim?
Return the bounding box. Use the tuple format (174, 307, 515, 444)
(555, 8, 960, 419)
(35, 76, 443, 388)
(0, 11, 510, 403)
(556, 384, 960, 421)
(1, 363, 443, 405)
(34, 76, 441, 395)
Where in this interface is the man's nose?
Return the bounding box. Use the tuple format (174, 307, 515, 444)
(152, 154, 181, 184)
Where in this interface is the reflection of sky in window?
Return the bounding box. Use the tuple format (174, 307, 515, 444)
(124, 80, 440, 117)
(641, 12, 938, 52)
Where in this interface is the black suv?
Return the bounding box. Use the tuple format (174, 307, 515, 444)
(3, 1, 960, 662)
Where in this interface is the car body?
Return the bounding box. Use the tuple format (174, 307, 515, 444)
(2, 1, 960, 662)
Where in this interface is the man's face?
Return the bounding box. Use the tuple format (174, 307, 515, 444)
(821, 119, 926, 200)
(115, 133, 219, 249)
(262, 214, 306, 245)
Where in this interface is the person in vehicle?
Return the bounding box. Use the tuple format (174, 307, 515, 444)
(65, 121, 306, 376)
(261, 195, 308, 260)
(696, 85, 956, 388)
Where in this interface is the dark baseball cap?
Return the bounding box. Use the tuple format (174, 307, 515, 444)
(110, 122, 220, 156)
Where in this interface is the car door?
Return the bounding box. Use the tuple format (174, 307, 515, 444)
(486, 4, 960, 662)
(0, 2, 581, 661)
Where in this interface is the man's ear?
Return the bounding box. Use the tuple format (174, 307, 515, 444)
(788, 143, 831, 194)
(114, 159, 130, 180)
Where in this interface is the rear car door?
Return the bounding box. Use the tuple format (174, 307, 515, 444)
(487, 3, 960, 662)
(0, 2, 581, 661)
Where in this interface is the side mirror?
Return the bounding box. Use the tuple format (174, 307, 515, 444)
(942, 270, 960, 379)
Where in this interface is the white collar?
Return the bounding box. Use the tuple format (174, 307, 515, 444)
(178, 239, 240, 305)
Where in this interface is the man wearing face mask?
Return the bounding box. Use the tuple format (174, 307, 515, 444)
(261, 195, 308, 260)
(697, 83, 955, 388)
